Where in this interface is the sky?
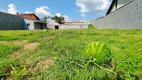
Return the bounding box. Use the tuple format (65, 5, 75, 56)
(0, 0, 112, 21)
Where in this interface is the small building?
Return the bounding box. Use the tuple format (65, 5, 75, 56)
(47, 19, 88, 29)
(47, 18, 60, 29)
(64, 20, 86, 25)
(61, 20, 88, 29)
(17, 13, 47, 30)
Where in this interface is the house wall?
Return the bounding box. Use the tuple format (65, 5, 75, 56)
(24, 19, 35, 30)
(47, 24, 88, 29)
(60, 24, 88, 29)
(0, 12, 26, 30)
(47, 25, 56, 29)
(90, 0, 142, 29)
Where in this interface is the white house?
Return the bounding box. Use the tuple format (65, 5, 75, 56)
(47, 18, 88, 29)
(17, 13, 47, 30)
(47, 18, 60, 29)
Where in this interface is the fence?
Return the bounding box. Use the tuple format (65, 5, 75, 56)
(0, 12, 25, 30)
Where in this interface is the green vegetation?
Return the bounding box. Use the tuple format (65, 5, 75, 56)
(51, 16, 65, 24)
(0, 29, 142, 80)
(83, 41, 111, 65)
(88, 24, 96, 29)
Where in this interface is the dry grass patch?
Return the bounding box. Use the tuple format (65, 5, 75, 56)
(0, 40, 28, 45)
(24, 43, 39, 50)
(13, 40, 28, 45)
(10, 52, 22, 59)
(0, 41, 8, 44)
(32, 59, 54, 73)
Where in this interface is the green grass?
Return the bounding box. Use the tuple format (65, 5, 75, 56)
(0, 29, 142, 80)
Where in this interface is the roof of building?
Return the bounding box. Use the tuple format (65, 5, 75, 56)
(17, 13, 46, 23)
(17, 13, 40, 20)
(106, 0, 117, 15)
(64, 20, 86, 24)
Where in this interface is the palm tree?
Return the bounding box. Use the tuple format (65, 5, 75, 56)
(51, 16, 65, 24)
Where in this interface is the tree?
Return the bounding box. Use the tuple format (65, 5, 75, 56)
(43, 16, 51, 21)
(51, 16, 65, 24)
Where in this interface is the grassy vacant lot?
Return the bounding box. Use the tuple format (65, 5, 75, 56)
(0, 29, 142, 80)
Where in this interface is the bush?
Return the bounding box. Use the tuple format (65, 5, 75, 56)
(88, 24, 96, 29)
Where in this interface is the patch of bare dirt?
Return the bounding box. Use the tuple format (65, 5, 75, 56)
(13, 40, 28, 45)
(10, 41, 39, 59)
(24, 43, 39, 50)
(32, 59, 54, 72)
(10, 52, 22, 59)
(42, 35, 56, 39)
(0, 40, 28, 45)
(0, 41, 8, 44)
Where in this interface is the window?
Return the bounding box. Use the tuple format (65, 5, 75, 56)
(27, 23, 30, 27)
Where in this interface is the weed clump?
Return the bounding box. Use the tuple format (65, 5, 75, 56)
(83, 41, 111, 65)
(88, 24, 96, 30)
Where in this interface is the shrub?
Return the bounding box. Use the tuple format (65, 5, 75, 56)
(88, 24, 96, 29)
(43, 29, 48, 32)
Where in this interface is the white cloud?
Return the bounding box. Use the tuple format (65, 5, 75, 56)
(56, 13, 61, 17)
(35, 6, 51, 17)
(8, 4, 18, 14)
(25, 11, 33, 13)
(76, 0, 111, 17)
(63, 15, 70, 21)
(55, 13, 70, 21)
(81, 13, 86, 17)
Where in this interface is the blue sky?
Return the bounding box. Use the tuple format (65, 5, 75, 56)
(0, 0, 112, 21)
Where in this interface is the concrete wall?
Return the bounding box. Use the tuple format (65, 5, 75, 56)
(118, 0, 131, 5)
(91, 0, 142, 29)
(117, 0, 131, 8)
(0, 12, 26, 30)
(60, 24, 88, 29)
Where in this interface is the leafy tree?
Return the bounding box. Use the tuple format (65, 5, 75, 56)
(51, 16, 65, 24)
(43, 16, 51, 21)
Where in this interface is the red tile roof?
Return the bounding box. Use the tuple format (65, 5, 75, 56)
(17, 13, 39, 20)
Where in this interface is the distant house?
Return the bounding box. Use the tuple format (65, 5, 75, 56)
(0, 11, 25, 30)
(64, 20, 86, 25)
(47, 19, 88, 29)
(47, 18, 60, 29)
(106, 0, 131, 15)
(61, 20, 88, 29)
(17, 13, 47, 30)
